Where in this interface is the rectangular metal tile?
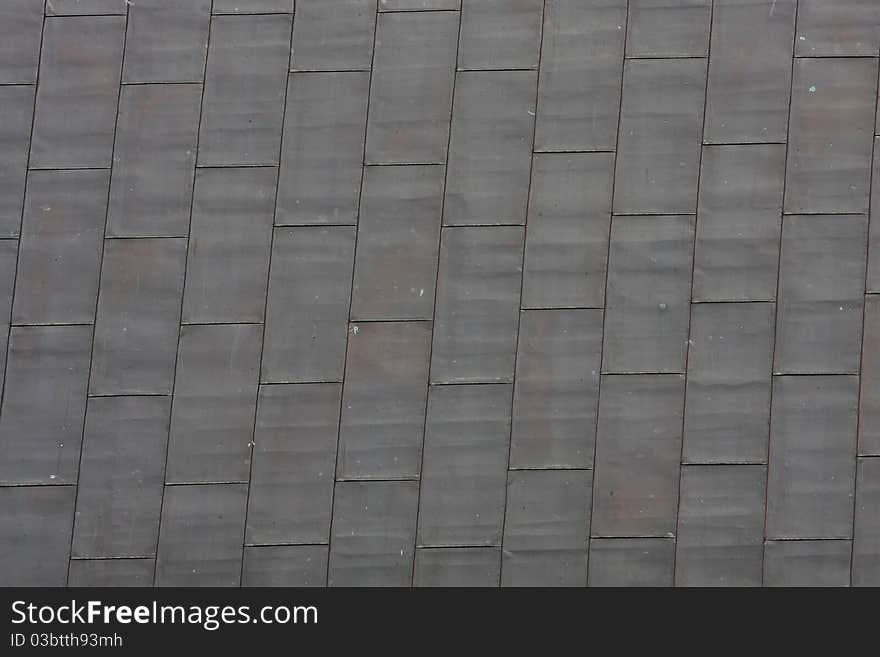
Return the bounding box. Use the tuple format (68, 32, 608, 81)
(30, 16, 125, 168)
(67, 559, 155, 587)
(510, 309, 602, 469)
(767, 375, 859, 539)
(242, 546, 328, 587)
(534, 0, 626, 152)
(763, 540, 852, 587)
(613, 58, 706, 215)
(338, 321, 430, 479)
(588, 538, 675, 587)
(0, 0, 43, 84)
(46, 0, 126, 13)
(444, 71, 536, 226)
(275, 72, 369, 226)
(155, 484, 248, 586)
(795, 0, 880, 57)
(246, 384, 340, 545)
(784, 57, 877, 214)
(122, 0, 211, 83)
(182, 167, 275, 323)
(683, 302, 775, 464)
(0, 486, 75, 586)
(328, 480, 419, 587)
(13, 169, 107, 325)
(166, 323, 261, 484)
(501, 469, 592, 587)
(458, 0, 542, 70)
(853, 458, 880, 586)
(417, 384, 511, 547)
(292, 0, 376, 72)
(0, 325, 92, 485)
(262, 226, 355, 383)
(107, 84, 201, 238)
(704, 0, 796, 144)
(675, 464, 766, 586)
(521, 152, 614, 309)
(774, 214, 867, 374)
(860, 296, 880, 455)
(626, 0, 711, 57)
(380, 0, 460, 8)
(693, 144, 785, 302)
(90, 238, 187, 395)
(350, 165, 444, 321)
(870, 138, 880, 292)
(198, 14, 291, 166)
(414, 548, 501, 587)
(0, 85, 34, 237)
(72, 396, 171, 558)
(213, 0, 293, 12)
(364, 11, 458, 165)
(430, 226, 523, 384)
(602, 215, 695, 374)
(0, 241, 17, 394)
(592, 374, 685, 537)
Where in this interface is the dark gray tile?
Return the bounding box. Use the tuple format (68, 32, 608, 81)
(166, 323, 261, 484)
(45, 0, 125, 13)
(30, 16, 125, 168)
(338, 321, 430, 479)
(246, 384, 340, 545)
(602, 215, 695, 374)
(198, 14, 291, 166)
(431, 226, 523, 384)
(0, 0, 42, 84)
(775, 214, 867, 374)
(592, 374, 685, 537)
(242, 546, 328, 587)
(91, 238, 187, 395)
(511, 309, 602, 469)
(626, 0, 711, 57)
(0, 486, 75, 586)
(262, 226, 356, 383)
(764, 540, 852, 587)
(870, 138, 880, 292)
(13, 169, 107, 325)
(350, 165, 444, 321)
(414, 548, 501, 587)
(521, 152, 614, 309)
(675, 465, 766, 586)
(613, 58, 706, 215)
(107, 84, 201, 238)
(155, 484, 248, 587)
(767, 375, 859, 539)
(683, 302, 774, 464)
(588, 538, 674, 587)
(417, 384, 511, 547)
(275, 72, 369, 226)
(795, 0, 880, 57)
(0, 326, 91, 485)
(785, 57, 877, 214)
(380, 0, 460, 8)
(73, 396, 170, 558)
(693, 144, 785, 302)
(860, 296, 880, 455)
(328, 480, 419, 587)
(182, 167, 275, 323)
(365, 11, 458, 165)
(444, 71, 536, 226)
(704, 0, 796, 144)
(68, 559, 154, 587)
(501, 469, 591, 587)
(458, 0, 542, 70)
(213, 0, 293, 12)
(853, 458, 880, 586)
(0, 86, 34, 237)
(292, 0, 375, 72)
(0, 241, 17, 393)
(123, 0, 211, 83)
(534, 0, 626, 152)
